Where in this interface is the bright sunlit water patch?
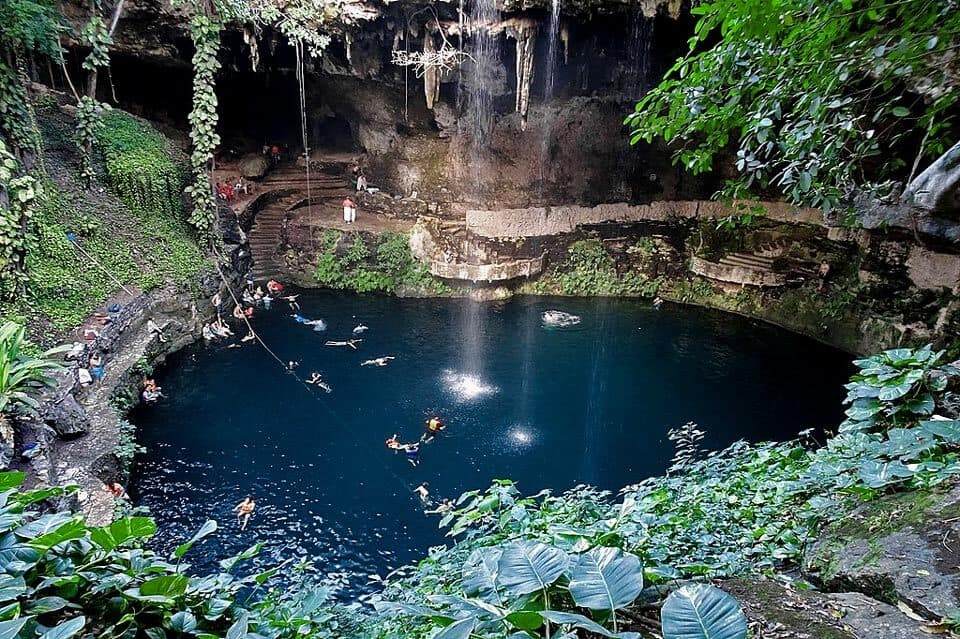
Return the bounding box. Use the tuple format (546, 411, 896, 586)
(507, 425, 537, 450)
(442, 370, 498, 402)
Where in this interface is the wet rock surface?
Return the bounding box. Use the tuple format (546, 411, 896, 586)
(804, 485, 960, 621)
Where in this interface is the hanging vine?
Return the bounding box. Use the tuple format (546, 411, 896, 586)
(0, 139, 41, 299)
(183, 13, 221, 240)
(76, 11, 113, 185)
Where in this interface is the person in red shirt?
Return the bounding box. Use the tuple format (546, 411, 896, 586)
(270, 145, 280, 165)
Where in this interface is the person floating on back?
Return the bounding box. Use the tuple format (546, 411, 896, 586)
(233, 496, 256, 531)
(361, 356, 395, 367)
(325, 339, 362, 350)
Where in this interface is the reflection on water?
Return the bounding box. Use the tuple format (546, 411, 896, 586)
(131, 292, 852, 599)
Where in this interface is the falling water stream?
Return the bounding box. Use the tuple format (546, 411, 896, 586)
(625, 14, 653, 98)
(538, 0, 563, 186)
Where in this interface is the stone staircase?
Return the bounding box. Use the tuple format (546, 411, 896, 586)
(248, 193, 297, 281)
(690, 251, 786, 287)
(247, 164, 353, 282)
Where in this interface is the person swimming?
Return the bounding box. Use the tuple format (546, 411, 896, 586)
(404, 443, 420, 466)
(361, 356, 395, 367)
(414, 482, 430, 502)
(421, 416, 445, 443)
(325, 339, 362, 350)
(425, 498, 454, 515)
(233, 496, 256, 530)
(385, 434, 402, 450)
(353, 324, 368, 335)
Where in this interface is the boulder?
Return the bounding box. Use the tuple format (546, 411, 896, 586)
(41, 394, 89, 439)
(238, 153, 269, 179)
(803, 486, 960, 620)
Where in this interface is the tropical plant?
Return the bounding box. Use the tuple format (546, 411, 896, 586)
(0, 139, 41, 299)
(660, 584, 747, 639)
(0, 321, 65, 416)
(184, 13, 222, 240)
(626, 0, 960, 215)
(839, 344, 959, 434)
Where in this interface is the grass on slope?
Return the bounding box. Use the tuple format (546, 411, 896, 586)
(0, 105, 208, 345)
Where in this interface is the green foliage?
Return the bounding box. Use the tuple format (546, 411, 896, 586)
(0, 110, 208, 338)
(74, 96, 110, 186)
(626, 0, 960, 212)
(114, 419, 144, 476)
(79, 15, 111, 72)
(0, 321, 65, 416)
(524, 239, 661, 297)
(839, 344, 958, 434)
(0, 472, 354, 639)
(660, 584, 747, 639)
(314, 230, 450, 295)
(0, 0, 64, 56)
(0, 59, 36, 154)
(184, 14, 222, 241)
(95, 111, 185, 218)
(0, 138, 41, 299)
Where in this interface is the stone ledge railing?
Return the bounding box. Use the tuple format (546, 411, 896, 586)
(689, 256, 787, 288)
(424, 253, 545, 282)
(466, 200, 824, 238)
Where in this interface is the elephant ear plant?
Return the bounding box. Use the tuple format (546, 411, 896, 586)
(376, 537, 747, 639)
(0, 321, 68, 417)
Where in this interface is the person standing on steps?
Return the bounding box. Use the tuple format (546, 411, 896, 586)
(342, 196, 356, 224)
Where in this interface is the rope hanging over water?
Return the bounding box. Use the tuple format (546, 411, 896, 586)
(294, 39, 313, 218)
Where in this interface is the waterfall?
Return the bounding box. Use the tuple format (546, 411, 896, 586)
(538, 0, 562, 188)
(465, 0, 500, 193)
(625, 14, 653, 99)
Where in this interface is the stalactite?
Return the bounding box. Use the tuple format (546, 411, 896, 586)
(423, 30, 440, 110)
(510, 23, 536, 131)
(242, 24, 259, 71)
(345, 31, 354, 65)
(561, 25, 570, 64)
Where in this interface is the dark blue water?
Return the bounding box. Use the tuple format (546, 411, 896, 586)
(130, 292, 851, 594)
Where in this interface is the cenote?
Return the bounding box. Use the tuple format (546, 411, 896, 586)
(130, 291, 851, 596)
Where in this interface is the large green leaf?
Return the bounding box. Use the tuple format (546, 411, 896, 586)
(568, 547, 644, 612)
(140, 575, 188, 598)
(498, 541, 568, 596)
(39, 616, 86, 639)
(661, 584, 747, 639)
(26, 519, 85, 551)
(541, 610, 639, 639)
(90, 517, 157, 552)
(174, 519, 217, 558)
(435, 617, 476, 639)
(462, 547, 502, 600)
(0, 474, 24, 492)
(0, 617, 28, 639)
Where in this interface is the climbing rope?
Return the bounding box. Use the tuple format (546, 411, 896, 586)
(293, 39, 313, 218)
(66, 233, 136, 297)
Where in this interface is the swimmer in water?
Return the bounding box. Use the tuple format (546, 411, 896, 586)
(306, 372, 323, 384)
(241, 330, 255, 342)
(653, 296, 663, 310)
(414, 482, 430, 502)
(287, 360, 299, 370)
(281, 294, 301, 311)
(421, 416, 445, 443)
(325, 339, 362, 350)
(385, 434, 402, 450)
(425, 498, 454, 515)
(353, 324, 368, 335)
(404, 443, 420, 467)
(233, 496, 256, 530)
(361, 356, 395, 367)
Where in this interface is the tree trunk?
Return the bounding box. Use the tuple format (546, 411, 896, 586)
(903, 139, 960, 214)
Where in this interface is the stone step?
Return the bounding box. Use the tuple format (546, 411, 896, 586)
(719, 253, 775, 269)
